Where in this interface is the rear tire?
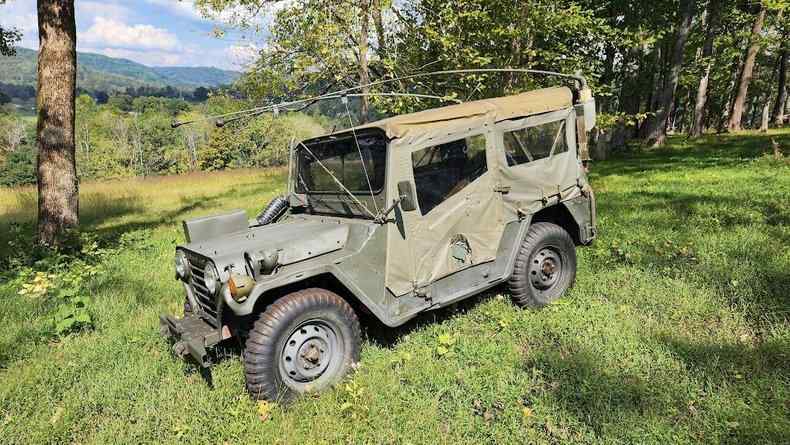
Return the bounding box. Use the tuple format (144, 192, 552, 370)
(508, 222, 577, 308)
(243, 288, 361, 402)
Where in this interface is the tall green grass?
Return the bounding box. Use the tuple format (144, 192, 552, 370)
(0, 131, 788, 444)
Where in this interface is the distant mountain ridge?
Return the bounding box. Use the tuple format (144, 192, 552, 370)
(0, 47, 241, 92)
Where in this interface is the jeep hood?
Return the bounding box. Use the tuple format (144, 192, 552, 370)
(181, 219, 350, 267)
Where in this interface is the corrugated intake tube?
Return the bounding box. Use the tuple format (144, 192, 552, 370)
(256, 196, 289, 225)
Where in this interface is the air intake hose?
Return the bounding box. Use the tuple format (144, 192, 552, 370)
(256, 195, 289, 226)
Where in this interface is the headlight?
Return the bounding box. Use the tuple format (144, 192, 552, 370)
(204, 263, 220, 295)
(175, 251, 189, 279)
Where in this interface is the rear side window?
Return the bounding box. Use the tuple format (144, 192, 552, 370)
(503, 120, 567, 167)
(411, 134, 487, 215)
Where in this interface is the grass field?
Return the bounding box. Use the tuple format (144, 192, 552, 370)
(1, 130, 788, 444)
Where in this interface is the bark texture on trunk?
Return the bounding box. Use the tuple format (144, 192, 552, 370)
(760, 103, 770, 132)
(690, 0, 719, 137)
(373, 0, 386, 56)
(772, 39, 787, 126)
(728, 5, 766, 131)
(643, 0, 696, 146)
(36, 0, 78, 246)
(358, 0, 371, 123)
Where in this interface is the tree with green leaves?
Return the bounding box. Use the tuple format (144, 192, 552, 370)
(690, 0, 722, 137)
(728, 1, 767, 131)
(641, 0, 696, 146)
(196, 0, 390, 123)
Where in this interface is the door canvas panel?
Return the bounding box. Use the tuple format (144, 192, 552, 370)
(384, 124, 505, 296)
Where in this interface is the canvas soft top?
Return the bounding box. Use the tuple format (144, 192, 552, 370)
(358, 86, 573, 139)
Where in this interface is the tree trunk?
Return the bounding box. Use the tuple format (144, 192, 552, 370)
(690, 0, 719, 137)
(772, 37, 787, 126)
(760, 103, 770, 132)
(600, 43, 616, 112)
(728, 4, 766, 132)
(372, 0, 386, 57)
(612, 47, 640, 147)
(643, 0, 696, 146)
(748, 92, 760, 128)
(36, 0, 78, 247)
(638, 44, 663, 139)
(358, 0, 371, 123)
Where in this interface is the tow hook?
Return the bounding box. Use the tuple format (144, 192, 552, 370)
(173, 341, 188, 358)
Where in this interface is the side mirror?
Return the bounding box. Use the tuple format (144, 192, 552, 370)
(397, 181, 417, 212)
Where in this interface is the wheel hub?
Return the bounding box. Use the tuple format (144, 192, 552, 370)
(529, 247, 562, 290)
(282, 322, 335, 383)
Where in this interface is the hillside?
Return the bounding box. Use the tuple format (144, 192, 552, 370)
(0, 47, 241, 92)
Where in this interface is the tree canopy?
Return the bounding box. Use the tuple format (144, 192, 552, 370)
(198, 0, 789, 143)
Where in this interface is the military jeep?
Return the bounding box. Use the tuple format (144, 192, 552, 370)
(160, 78, 597, 401)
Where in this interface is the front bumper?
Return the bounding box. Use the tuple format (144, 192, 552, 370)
(159, 313, 222, 367)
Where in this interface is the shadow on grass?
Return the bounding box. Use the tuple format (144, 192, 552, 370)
(0, 192, 145, 264)
(659, 334, 789, 382)
(519, 335, 789, 443)
(88, 183, 278, 243)
(598, 190, 789, 318)
(591, 131, 789, 179)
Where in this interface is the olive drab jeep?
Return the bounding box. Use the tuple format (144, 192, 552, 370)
(160, 74, 598, 402)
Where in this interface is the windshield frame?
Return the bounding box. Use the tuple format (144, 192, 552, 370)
(294, 127, 388, 196)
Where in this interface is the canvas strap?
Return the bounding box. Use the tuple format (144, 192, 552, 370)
(576, 111, 590, 162)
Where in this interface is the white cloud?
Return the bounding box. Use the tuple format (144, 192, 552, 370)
(80, 17, 181, 51)
(144, 0, 204, 21)
(0, 1, 249, 70)
(144, 0, 276, 28)
(226, 43, 259, 66)
(76, 1, 131, 21)
(0, 0, 38, 48)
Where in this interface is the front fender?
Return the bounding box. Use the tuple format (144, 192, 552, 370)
(222, 263, 393, 325)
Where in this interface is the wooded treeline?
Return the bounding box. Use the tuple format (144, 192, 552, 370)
(0, 95, 327, 186)
(199, 0, 789, 149)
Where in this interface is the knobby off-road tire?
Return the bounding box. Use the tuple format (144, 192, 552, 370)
(508, 222, 577, 308)
(244, 288, 361, 402)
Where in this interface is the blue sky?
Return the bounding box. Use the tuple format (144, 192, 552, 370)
(0, 0, 266, 70)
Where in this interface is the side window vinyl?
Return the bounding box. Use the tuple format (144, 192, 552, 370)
(411, 134, 487, 215)
(503, 120, 567, 167)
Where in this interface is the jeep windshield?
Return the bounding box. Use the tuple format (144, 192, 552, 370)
(295, 128, 387, 195)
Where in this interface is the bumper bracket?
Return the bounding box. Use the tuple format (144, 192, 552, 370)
(159, 313, 222, 367)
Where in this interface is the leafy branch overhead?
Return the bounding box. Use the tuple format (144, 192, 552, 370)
(194, 0, 789, 142)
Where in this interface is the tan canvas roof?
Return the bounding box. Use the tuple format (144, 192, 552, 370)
(362, 86, 573, 139)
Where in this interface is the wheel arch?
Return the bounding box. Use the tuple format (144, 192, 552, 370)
(531, 204, 582, 245)
(250, 272, 369, 316)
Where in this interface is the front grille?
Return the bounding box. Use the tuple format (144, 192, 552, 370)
(184, 251, 220, 327)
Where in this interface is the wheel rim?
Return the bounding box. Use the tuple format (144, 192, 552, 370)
(529, 247, 562, 291)
(280, 320, 340, 385)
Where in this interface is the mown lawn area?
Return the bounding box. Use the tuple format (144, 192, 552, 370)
(1, 130, 788, 444)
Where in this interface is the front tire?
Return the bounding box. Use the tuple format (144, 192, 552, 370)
(243, 288, 361, 402)
(508, 222, 577, 308)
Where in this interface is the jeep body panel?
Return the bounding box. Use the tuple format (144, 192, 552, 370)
(168, 83, 597, 352)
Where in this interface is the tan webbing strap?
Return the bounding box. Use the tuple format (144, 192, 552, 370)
(576, 111, 590, 163)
